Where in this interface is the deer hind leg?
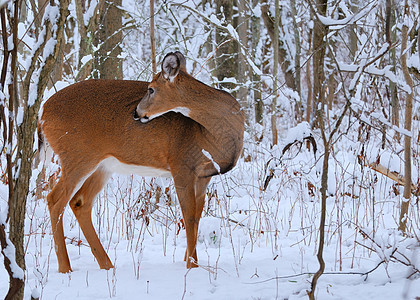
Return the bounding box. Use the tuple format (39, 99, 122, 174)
(47, 174, 84, 273)
(69, 168, 113, 270)
(184, 177, 210, 264)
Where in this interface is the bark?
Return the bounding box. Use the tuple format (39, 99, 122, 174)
(387, 0, 400, 141)
(237, 0, 248, 112)
(306, 26, 313, 123)
(150, 0, 156, 74)
(8, 0, 21, 295)
(214, 0, 237, 94)
(251, 0, 263, 125)
(271, 0, 279, 145)
(398, 1, 413, 233)
(0, 225, 24, 300)
(94, 0, 123, 79)
(75, 0, 105, 81)
(311, 0, 328, 127)
(349, 0, 358, 59)
(291, 0, 302, 121)
(261, 0, 296, 91)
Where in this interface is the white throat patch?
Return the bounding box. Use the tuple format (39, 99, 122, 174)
(143, 107, 191, 123)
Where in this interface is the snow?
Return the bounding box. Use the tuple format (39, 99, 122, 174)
(9, 115, 420, 299)
(16, 107, 24, 126)
(1, 0, 420, 299)
(407, 53, 420, 71)
(2, 133, 420, 298)
(284, 122, 312, 146)
(0, 0, 10, 8)
(202, 150, 220, 173)
(2, 243, 24, 280)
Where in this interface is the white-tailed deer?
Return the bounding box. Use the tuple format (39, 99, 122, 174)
(39, 52, 244, 273)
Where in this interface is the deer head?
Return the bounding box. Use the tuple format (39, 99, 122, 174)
(135, 51, 190, 123)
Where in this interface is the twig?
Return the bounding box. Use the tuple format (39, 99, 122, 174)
(245, 264, 386, 285)
(181, 268, 191, 300)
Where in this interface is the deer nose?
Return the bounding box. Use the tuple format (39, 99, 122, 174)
(134, 108, 151, 123)
(133, 109, 140, 120)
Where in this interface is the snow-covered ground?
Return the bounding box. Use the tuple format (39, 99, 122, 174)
(1, 121, 419, 299)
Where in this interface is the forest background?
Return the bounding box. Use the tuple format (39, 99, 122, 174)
(0, 0, 419, 299)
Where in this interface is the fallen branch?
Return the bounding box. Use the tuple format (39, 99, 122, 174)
(363, 162, 420, 196)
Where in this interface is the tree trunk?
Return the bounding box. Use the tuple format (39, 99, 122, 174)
(311, 0, 328, 127)
(150, 0, 157, 74)
(308, 0, 329, 298)
(291, 0, 302, 121)
(308, 137, 328, 300)
(1, 0, 25, 298)
(94, 0, 123, 79)
(271, 0, 279, 146)
(261, 0, 296, 91)
(9, 0, 70, 298)
(387, 0, 400, 141)
(306, 26, 313, 123)
(349, 0, 358, 59)
(237, 0, 248, 114)
(251, 0, 263, 125)
(75, 0, 106, 81)
(398, 0, 413, 233)
(214, 0, 237, 94)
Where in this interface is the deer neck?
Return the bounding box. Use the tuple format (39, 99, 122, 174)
(176, 89, 244, 171)
(188, 102, 242, 138)
(177, 79, 243, 139)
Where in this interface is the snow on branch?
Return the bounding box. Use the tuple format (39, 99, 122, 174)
(174, 3, 262, 76)
(317, 0, 376, 29)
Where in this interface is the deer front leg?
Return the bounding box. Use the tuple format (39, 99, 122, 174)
(174, 175, 199, 268)
(183, 177, 210, 263)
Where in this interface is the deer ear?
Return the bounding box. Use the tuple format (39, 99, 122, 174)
(162, 53, 181, 82)
(174, 51, 187, 73)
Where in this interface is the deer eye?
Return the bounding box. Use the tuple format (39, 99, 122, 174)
(148, 88, 155, 94)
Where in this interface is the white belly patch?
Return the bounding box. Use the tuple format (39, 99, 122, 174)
(99, 156, 172, 178)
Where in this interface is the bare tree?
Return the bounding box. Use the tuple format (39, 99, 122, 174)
(291, 0, 302, 121)
(214, 0, 237, 93)
(261, 0, 296, 91)
(237, 0, 248, 112)
(349, 0, 358, 59)
(74, 0, 105, 81)
(94, 0, 123, 79)
(307, 0, 329, 298)
(305, 23, 313, 124)
(271, 0, 279, 145)
(4, 0, 70, 298)
(251, 0, 263, 125)
(386, 0, 400, 141)
(310, 0, 328, 127)
(398, 0, 413, 233)
(150, 0, 157, 74)
(0, 0, 24, 297)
